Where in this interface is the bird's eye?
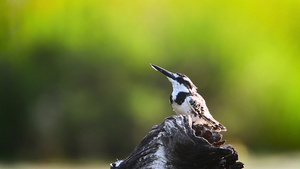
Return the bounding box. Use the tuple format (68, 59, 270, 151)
(176, 77, 185, 84)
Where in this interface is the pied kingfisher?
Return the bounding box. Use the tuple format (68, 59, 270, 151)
(151, 64, 226, 132)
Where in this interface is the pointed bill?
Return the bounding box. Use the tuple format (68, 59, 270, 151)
(150, 64, 176, 80)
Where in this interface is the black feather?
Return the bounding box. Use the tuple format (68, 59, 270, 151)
(175, 92, 190, 105)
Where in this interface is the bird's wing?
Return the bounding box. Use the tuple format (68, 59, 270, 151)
(188, 94, 227, 131)
(188, 94, 208, 116)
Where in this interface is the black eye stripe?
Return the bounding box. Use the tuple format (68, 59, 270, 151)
(176, 77, 185, 84)
(176, 77, 192, 89)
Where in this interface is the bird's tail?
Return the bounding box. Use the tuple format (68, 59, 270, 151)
(193, 115, 227, 132)
(213, 123, 227, 132)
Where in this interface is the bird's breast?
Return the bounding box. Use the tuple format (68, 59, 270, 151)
(171, 99, 192, 115)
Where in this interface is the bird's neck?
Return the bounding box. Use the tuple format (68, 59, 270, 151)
(171, 83, 190, 99)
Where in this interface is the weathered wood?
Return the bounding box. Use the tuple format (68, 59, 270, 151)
(110, 115, 244, 169)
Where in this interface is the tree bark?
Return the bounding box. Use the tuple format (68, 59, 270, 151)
(110, 115, 244, 169)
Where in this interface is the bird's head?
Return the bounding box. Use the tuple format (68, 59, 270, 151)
(151, 64, 197, 94)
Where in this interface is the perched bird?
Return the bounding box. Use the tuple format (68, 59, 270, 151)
(151, 64, 226, 132)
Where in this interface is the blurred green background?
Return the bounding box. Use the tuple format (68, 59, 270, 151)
(1, 0, 300, 167)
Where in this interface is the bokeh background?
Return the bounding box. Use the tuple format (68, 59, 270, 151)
(1, 0, 300, 168)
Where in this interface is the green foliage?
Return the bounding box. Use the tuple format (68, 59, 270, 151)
(1, 0, 300, 161)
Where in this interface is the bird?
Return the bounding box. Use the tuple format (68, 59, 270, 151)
(151, 64, 226, 132)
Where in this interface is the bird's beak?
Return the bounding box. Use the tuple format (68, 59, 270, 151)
(150, 64, 176, 80)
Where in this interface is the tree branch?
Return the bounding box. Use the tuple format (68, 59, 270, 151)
(111, 115, 244, 169)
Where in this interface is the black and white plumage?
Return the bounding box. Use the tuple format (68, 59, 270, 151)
(151, 64, 226, 132)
